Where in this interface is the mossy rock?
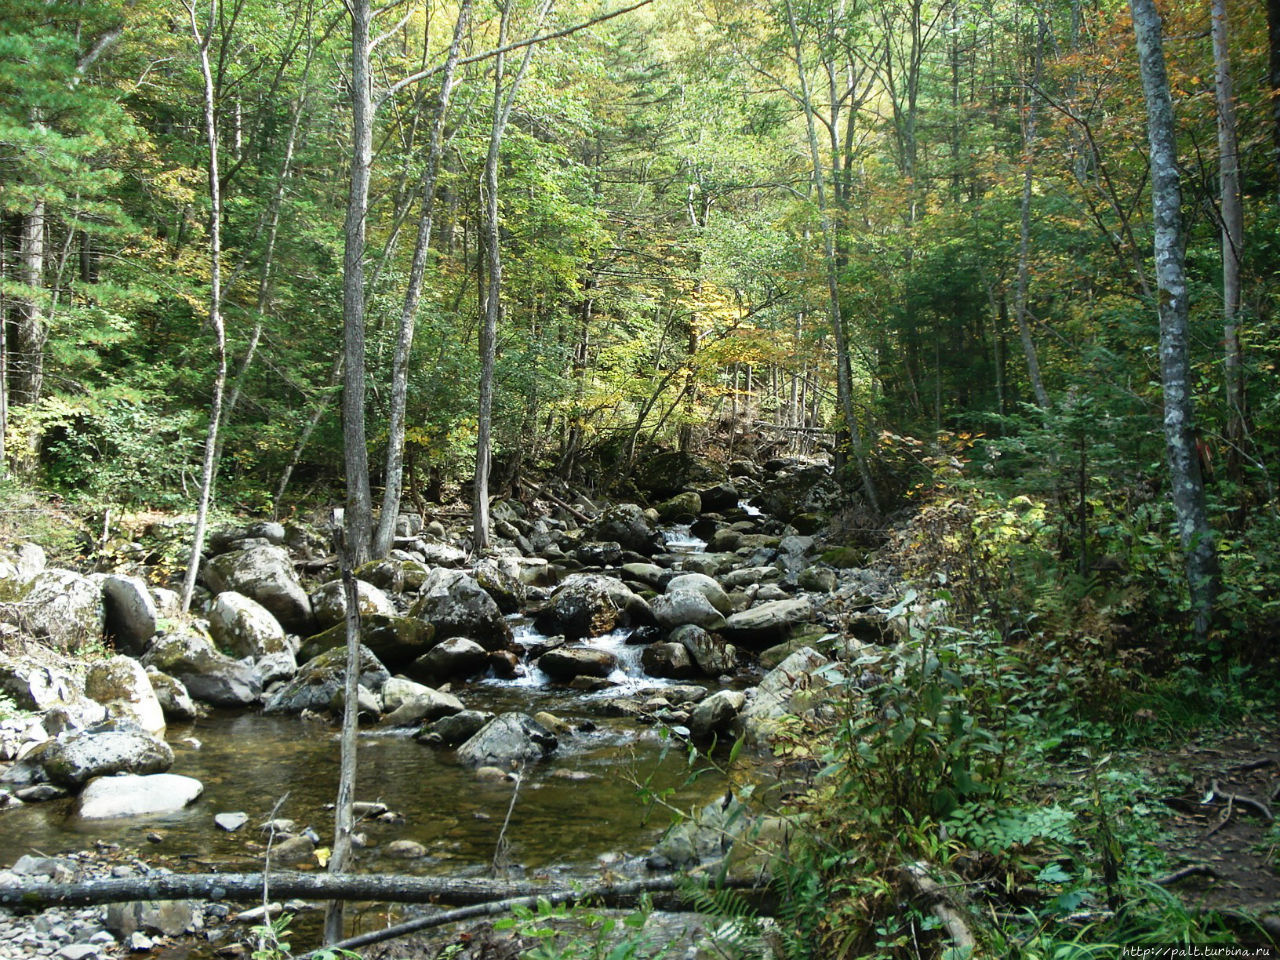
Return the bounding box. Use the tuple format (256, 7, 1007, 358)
(298, 614, 434, 670)
(819, 546, 866, 569)
(789, 512, 826, 535)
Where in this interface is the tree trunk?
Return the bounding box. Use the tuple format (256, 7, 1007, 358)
(1270, 0, 1280, 196)
(341, 0, 375, 567)
(1130, 0, 1220, 643)
(180, 0, 230, 616)
(1211, 0, 1245, 465)
(1015, 12, 1050, 410)
(783, 0, 878, 513)
(373, 0, 474, 559)
(12, 200, 46, 406)
(473, 0, 553, 554)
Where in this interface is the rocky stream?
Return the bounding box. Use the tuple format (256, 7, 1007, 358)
(0, 457, 900, 958)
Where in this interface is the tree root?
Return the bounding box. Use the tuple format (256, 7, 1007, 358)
(1208, 779, 1274, 822)
(1153, 864, 1217, 886)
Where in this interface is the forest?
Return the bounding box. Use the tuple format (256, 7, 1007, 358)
(2, 0, 1280, 956)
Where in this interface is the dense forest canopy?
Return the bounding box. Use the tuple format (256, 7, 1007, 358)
(1, 0, 1277, 635)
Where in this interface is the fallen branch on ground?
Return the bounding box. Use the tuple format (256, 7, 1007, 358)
(1208, 779, 1273, 822)
(1154, 864, 1217, 886)
(296, 874, 755, 958)
(894, 862, 975, 956)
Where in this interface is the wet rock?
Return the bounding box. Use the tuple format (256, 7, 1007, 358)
(203, 543, 313, 634)
(654, 492, 701, 523)
(79, 773, 203, 818)
(537, 646, 617, 681)
(651, 591, 726, 631)
(585, 503, 659, 554)
(416, 709, 492, 747)
(620, 563, 671, 591)
(640, 642, 696, 679)
(697, 482, 740, 513)
(263, 645, 389, 716)
(7, 570, 105, 650)
(206, 592, 288, 660)
(721, 597, 813, 648)
(331, 683, 382, 719)
(309, 579, 396, 632)
(271, 835, 316, 864)
(43, 727, 174, 788)
(534, 574, 654, 640)
(385, 839, 427, 859)
(215, 812, 249, 831)
(411, 637, 489, 683)
(689, 690, 746, 741)
(456, 712, 557, 767)
(84, 656, 165, 736)
(144, 668, 197, 720)
(380, 676, 433, 712)
(665, 573, 733, 615)
(670, 624, 736, 676)
(379, 687, 464, 727)
(410, 570, 511, 650)
(142, 628, 262, 707)
(299, 614, 435, 671)
(707, 528, 742, 552)
(101, 575, 158, 654)
(472, 558, 526, 614)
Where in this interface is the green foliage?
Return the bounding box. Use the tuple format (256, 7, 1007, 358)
(493, 897, 669, 960)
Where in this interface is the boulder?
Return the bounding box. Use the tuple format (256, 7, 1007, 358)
(0, 655, 106, 730)
(632, 451, 718, 499)
(203, 543, 313, 634)
(356, 558, 431, 594)
(84, 656, 165, 736)
(412, 540, 469, 567)
(253, 650, 299, 687)
(143, 629, 261, 707)
(533, 574, 654, 640)
(456, 712, 557, 767)
(409, 570, 511, 650)
(79, 773, 203, 819)
(697, 482, 740, 513)
(410, 637, 489, 683)
(380, 676, 433, 713)
(42, 727, 174, 788)
(740, 647, 834, 744)
(299, 614, 434, 671)
(689, 690, 746, 741)
(379, 687, 465, 728)
(537, 646, 618, 681)
(416, 709, 492, 747)
(641, 642, 696, 679)
(670, 624, 736, 676)
(665, 573, 732, 614)
(263, 645, 389, 716)
(651, 591, 726, 631)
(654, 492, 701, 523)
(144, 668, 197, 721)
(576, 541, 623, 567)
(9, 569, 105, 650)
(585, 504, 659, 554)
(472, 559, 526, 614)
(101, 575, 159, 654)
(721, 597, 813, 648)
(207, 592, 289, 659)
(620, 563, 671, 591)
(309, 579, 396, 632)
(797, 567, 837, 593)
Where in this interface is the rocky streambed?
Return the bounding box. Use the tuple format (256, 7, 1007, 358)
(0, 457, 901, 957)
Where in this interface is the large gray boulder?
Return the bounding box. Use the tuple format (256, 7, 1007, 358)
(641, 642, 696, 679)
(690, 690, 746, 741)
(78, 773, 203, 819)
(207, 592, 289, 660)
(721, 597, 813, 648)
(416, 710, 492, 748)
(203, 543, 313, 634)
(697, 482, 740, 513)
(298, 614, 434, 671)
(456, 712, 557, 767)
(0, 655, 105, 730)
(309, 579, 396, 632)
(379, 688, 464, 728)
(537, 646, 618, 681)
(9, 569, 105, 650)
(144, 667, 198, 720)
(670, 624, 736, 676)
(409, 570, 511, 650)
(356, 557, 431, 594)
(586, 503, 659, 554)
(263, 645, 389, 716)
(651, 591, 726, 631)
(142, 629, 262, 707)
(533, 574, 654, 640)
(411, 637, 489, 683)
(471, 559, 526, 614)
(665, 573, 732, 615)
(42, 727, 174, 788)
(654, 492, 701, 523)
(84, 656, 165, 736)
(740, 647, 834, 744)
(102, 575, 159, 654)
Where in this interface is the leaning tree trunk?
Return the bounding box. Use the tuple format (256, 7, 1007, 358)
(373, 0, 473, 559)
(1130, 0, 1220, 644)
(180, 0, 229, 615)
(11, 200, 46, 406)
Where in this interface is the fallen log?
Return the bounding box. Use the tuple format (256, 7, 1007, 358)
(299, 875, 758, 958)
(0, 871, 755, 913)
